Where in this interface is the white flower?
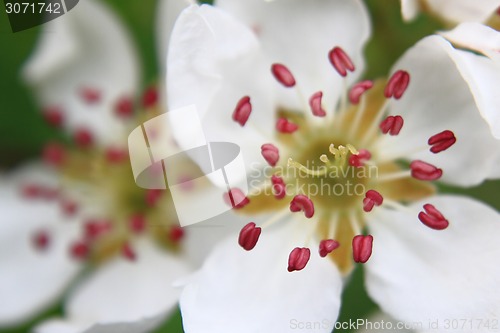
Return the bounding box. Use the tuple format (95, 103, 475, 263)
(166, 1, 500, 332)
(400, 0, 499, 24)
(0, 1, 234, 332)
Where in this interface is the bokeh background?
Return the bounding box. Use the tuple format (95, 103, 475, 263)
(0, 0, 498, 332)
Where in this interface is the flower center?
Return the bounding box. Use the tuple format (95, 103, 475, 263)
(27, 86, 187, 265)
(229, 46, 457, 274)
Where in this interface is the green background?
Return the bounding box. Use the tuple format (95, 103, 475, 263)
(0, 0, 498, 332)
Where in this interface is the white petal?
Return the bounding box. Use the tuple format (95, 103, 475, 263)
(440, 22, 500, 62)
(215, 0, 371, 111)
(365, 195, 500, 332)
(424, 0, 499, 24)
(35, 240, 190, 333)
(179, 222, 343, 333)
(156, 0, 191, 73)
(167, 4, 274, 178)
(379, 35, 500, 186)
(23, 0, 140, 147)
(0, 166, 80, 326)
(400, 0, 420, 21)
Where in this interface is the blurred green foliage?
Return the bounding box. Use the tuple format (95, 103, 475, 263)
(0, 0, 498, 332)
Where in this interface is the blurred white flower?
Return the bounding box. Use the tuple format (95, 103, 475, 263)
(166, 1, 500, 332)
(400, 0, 499, 25)
(0, 0, 233, 332)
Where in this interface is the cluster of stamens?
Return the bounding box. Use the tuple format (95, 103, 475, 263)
(230, 46, 457, 273)
(27, 85, 185, 263)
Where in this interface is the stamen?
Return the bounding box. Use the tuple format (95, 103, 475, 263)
(105, 147, 128, 164)
(271, 63, 296, 87)
(319, 239, 340, 257)
(428, 130, 456, 153)
(114, 96, 134, 118)
(271, 175, 286, 199)
(142, 86, 158, 108)
(21, 184, 59, 200)
(261, 143, 279, 166)
(377, 170, 411, 182)
(42, 106, 64, 127)
(328, 47, 355, 77)
(276, 118, 299, 133)
(129, 214, 146, 234)
(363, 190, 384, 212)
(410, 160, 443, 181)
(384, 70, 410, 99)
(122, 243, 137, 261)
(352, 235, 373, 263)
(288, 158, 328, 176)
(145, 189, 163, 207)
(80, 87, 101, 104)
(169, 226, 185, 243)
(309, 91, 326, 117)
(349, 80, 373, 104)
(379, 115, 404, 135)
(238, 222, 261, 251)
(223, 188, 250, 209)
(289, 194, 315, 218)
(60, 199, 78, 216)
(74, 128, 93, 148)
(70, 240, 89, 260)
(418, 204, 449, 230)
(84, 219, 112, 240)
(42, 142, 66, 167)
(287, 247, 311, 272)
(349, 149, 371, 167)
(232, 96, 252, 126)
(32, 230, 50, 251)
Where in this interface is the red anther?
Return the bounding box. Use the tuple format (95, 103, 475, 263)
(384, 70, 410, 99)
(319, 239, 340, 257)
(238, 222, 261, 251)
(287, 247, 311, 272)
(42, 142, 66, 167)
(309, 91, 326, 117)
(33, 230, 50, 251)
(114, 96, 134, 118)
(428, 130, 456, 153)
(261, 143, 279, 167)
(42, 106, 64, 127)
(129, 214, 146, 234)
(348, 80, 374, 104)
(379, 115, 404, 135)
(348, 149, 371, 168)
(328, 47, 355, 77)
(74, 128, 93, 148)
(169, 225, 185, 243)
(105, 147, 128, 163)
(145, 189, 162, 207)
(232, 96, 252, 126)
(290, 194, 315, 218)
(271, 63, 296, 87)
(84, 219, 112, 240)
(60, 199, 78, 216)
(121, 243, 137, 261)
(276, 118, 299, 133)
(271, 175, 286, 199)
(497, 6, 500, 15)
(418, 204, 449, 230)
(363, 190, 384, 212)
(70, 240, 89, 260)
(223, 188, 250, 209)
(142, 86, 158, 108)
(21, 184, 43, 199)
(352, 235, 373, 263)
(410, 160, 443, 181)
(80, 87, 101, 104)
